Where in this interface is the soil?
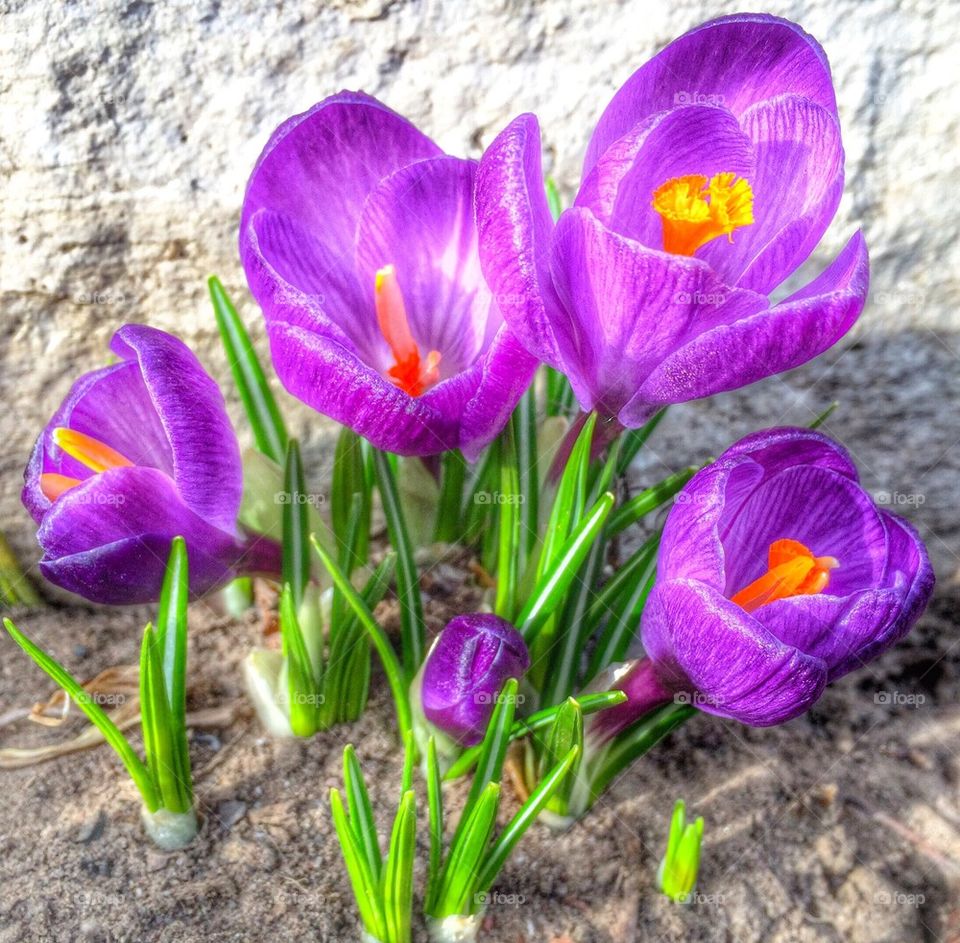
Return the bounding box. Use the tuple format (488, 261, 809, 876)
(0, 546, 958, 943)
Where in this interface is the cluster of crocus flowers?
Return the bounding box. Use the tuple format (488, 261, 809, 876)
(22, 325, 281, 603)
(592, 427, 934, 739)
(239, 90, 538, 459)
(475, 13, 868, 428)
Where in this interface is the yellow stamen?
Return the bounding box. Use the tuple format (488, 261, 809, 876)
(53, 428, 134, 473)
(730, 538, 838, 614)
(652, 172, 754, 256)
(374, 265, 441, 398)
(39, 473, 82, 501)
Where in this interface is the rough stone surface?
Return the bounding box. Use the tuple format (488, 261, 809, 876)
(2, 0, 959, 586)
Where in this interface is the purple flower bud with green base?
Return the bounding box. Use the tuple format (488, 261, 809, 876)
(592, 427, 934, 738)
(476, 15, 869, 427)
(240, 91, 538, 459)
(420, 613, 530, 746)
(22, 324, 281, 604)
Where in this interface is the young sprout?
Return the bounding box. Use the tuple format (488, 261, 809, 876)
(3, 537, 197, 850)
(657, 799, 704, 903)
(331, 681, 579, 943)
(243, 434, 392, 738)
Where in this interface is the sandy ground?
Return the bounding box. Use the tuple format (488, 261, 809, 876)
(0, 548, 957, 943)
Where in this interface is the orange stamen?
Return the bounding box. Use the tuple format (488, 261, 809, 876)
(730, 538, 838, 614)
(652, 172, 754, 256)
(374, 265, 441, 397)
(52, 427, 134, 473)
(39, 473, 82, 501)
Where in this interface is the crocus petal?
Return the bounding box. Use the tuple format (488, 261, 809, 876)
(700, 95, 843, 293)
(111, 325, 243, 535)
(637, 229, 868, 404)
(577, 105, 755, 248)
(548, 208, 765, 421)
(583, 14, 837, 181)
(475, 113, 567, 367)
(36, 467, 241, 604)
(22, 360, 174, 524)
(356, 156, 500, 375)
(720, 463, 888, 596)
(658, 428, 863, 591)
(642, 579, 827, 726)
(240, 91, 442, 267)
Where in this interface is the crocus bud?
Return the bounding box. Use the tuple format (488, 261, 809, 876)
(658, 800, 704, 903)
(420, 613, 530, 746)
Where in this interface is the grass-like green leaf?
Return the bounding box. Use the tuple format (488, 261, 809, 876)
(382, 789, 417, 943)
(435, 451, 468, 543)
(154, 536, 188, 746)
(536, 698, 583, 812)
(474, 745, 580, 899)
(282, 439, 311, 609)
(209, 275, 288, 464)
(809, 401, 839, 429)
(545, 176, 563, 221)
(312, 537, 412, 743)
(443, 690, 626, 781)
(516, 491, 615, 644)
(373, 450, 425, 674)
(343, 745, 382, 883)
(3, 618, 158, 811)
(605, 467, 698, 537)
(279, 583, 319, 737)
(332, 428, 372, 568)
(495, 431, 522, 620)
(426, 737, 443, 897)
(513, 387, 539, 559)
(616, 407, 667, 476)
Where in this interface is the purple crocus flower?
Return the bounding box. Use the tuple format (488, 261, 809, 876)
(240, 91, 537, 459)
(420, 613, 530, 746)
(22, 324, 281, 605)
(593, 428, 934, 736)
(476, 14, 868, 427)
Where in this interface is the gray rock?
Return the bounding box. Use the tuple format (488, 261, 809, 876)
(2, 0, 957, 588)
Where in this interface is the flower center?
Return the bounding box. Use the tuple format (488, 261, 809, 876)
(730, 538, 838, 614)
(374, 264, 441, 397)
(652, 172, 754, 256)
(39, 428, 134, 501)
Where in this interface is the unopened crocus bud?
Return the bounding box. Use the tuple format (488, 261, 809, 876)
(420, 613, 530, 746)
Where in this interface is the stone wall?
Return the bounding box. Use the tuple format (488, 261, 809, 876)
(2, 0, 957, 587)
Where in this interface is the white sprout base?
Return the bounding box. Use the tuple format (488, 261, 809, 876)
(141, 806, 198, 850)
(427, 914, 483, 943)
(242, 648, 294, 738)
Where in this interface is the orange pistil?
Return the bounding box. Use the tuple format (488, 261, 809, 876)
(652, 172, 754, 256)
(374, 265, 441, 397)
(730, 538, 838, 614)
(39, 473, 82, 501)
(52, 428, 134, 473)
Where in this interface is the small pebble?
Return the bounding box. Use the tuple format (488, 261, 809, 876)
(216, 799, 247, 830)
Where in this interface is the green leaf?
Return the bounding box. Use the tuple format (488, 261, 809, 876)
(535, 698, 583, 812)
(279, 583, 319, 737)
(209, 275, 288, 463)
(4, 618, 158, 810)
(495, 431, 521, 620)
(0, 533, 40, 607)
(616, 407, 667, 476)
(810, 401, 838, 429)
(282, 439, 311, 609)
(343, 745, 382, 883)
(435, 451, 468, 543)
(443, 690, 626, 781)
(515, 491, 615, 644)
(332, 428, 372, 568)
(545, 176, 563, 221)
(373, 450, 425, 674)
(154, 537, 189, 750)
(330, 787, 388, 940)
(432, 782, 501, 918)
(513, 387, 540, 559)
(426, 737, 444, 902)
(605, 467, 698, 537)
(382, 789, 416, 943)
(474, 745, 580, 898)
(312, 538, 412, 744)
(589, 704, 696, 802)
